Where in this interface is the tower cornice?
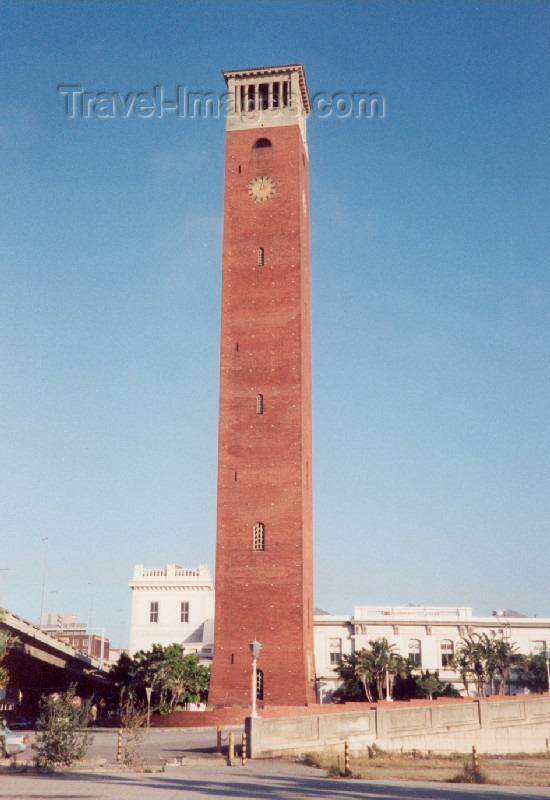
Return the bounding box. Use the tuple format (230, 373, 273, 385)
(222, 63, 310, 113)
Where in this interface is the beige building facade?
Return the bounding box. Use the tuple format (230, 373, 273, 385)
(128, 565, 549, 698)
(129, 564, 214, 657)
(315, 605, 550, 698)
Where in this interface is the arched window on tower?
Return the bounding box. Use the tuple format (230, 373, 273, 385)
(257, 247, 264, 266)
(253, 522, 265, 551)
(253, 137, 272, 149)
(256, 669, 264, 700)
(256, 393, 264, 414)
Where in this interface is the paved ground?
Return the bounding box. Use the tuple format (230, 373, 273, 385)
(10, 726, 244, 764)
(5, 727, 550, 800)
(3, 761, 550, 800)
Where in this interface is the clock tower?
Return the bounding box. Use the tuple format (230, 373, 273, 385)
(208, 65, 316, 707)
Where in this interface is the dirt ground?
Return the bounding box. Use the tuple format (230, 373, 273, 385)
(305, 750, 550, 786)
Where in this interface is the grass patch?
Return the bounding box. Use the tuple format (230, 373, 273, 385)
(302, 748, 550, 786)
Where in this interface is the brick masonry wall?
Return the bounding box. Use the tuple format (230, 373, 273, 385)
(208, 122, 315, 708)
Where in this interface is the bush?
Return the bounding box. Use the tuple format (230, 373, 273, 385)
(449, 762, 489, 784)
(33, 685, 93, 768)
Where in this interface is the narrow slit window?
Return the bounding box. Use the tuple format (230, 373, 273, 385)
(257, 247, 264, 266)
(256, 668, 264, 700)
(149, 601, 159, 624)
(256, 393, 264, 414)
(253, 522, 265, 551)
(180, 601, 189, 623)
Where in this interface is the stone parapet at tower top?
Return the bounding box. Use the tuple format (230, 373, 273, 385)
(222, 64, 310, 144)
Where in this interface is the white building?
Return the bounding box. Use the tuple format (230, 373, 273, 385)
(315, 605, 550, 698)
(128, 565, 550, 698)
(129, 564, 214, 658)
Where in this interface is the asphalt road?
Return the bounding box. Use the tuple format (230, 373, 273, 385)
(2, 761, 550, 800)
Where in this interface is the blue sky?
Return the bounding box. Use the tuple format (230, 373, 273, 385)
(1, 1, 548, 647)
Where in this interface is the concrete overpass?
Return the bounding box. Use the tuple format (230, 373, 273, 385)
(2, 609, 111, 715)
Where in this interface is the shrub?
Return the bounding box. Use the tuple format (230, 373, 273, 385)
(33, 685, 93, 768)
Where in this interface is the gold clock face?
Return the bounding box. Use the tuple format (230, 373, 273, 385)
(248, 175, 276, 202)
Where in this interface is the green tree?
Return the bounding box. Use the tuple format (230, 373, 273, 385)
(110, 644, 210, 713)
(451, 633, 521, 696)
(451, 634, 486, 696)
(415, 669, 447, 700)
(0, 609, 18, 692)
(33, 685, 93, 768)
(490, 637, 522, 695)
(353, 647, 376, 702)
(516, 650, 549, 694)
(345, 639, 406, 702)
(333, 653, 365, 701)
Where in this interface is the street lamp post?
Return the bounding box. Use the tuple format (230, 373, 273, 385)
(385, 666, 393, 702)
(249, 639, 262, 718)
(87, 582, 94, 657)
(39, 537, 49, 626)
(145, 687, 153, 728)
(0, 567, 9, 607)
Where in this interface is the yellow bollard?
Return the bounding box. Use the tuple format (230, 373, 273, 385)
(216, 725, 222, 754)
(344, 741, 350, 776)
(228, 731, 235, 763)
(241, 732, 247, 766)
(472, 745, 479, 773)
(117, 729, 123, 763)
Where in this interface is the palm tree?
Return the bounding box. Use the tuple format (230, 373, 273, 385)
(369, 638, 405, 701)
(451, 634, 486, 696)
(491, 638, 521, 695)
(353, 647, 376, 702)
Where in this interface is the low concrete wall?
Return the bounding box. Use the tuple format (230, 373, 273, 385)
(246, 695, 550, 756)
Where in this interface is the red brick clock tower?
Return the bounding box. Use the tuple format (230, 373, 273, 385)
(208, 65, 316, 707)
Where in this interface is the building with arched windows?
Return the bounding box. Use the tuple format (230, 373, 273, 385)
(128, 564, 550, 699)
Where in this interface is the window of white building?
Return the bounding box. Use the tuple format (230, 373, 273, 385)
(150, 601, 159, 623)
(408, 638, 422, 666)
(180, 601, 189, 623)
(532, 640, 547, 655)
(329, 638, 342, 665)
(441, 639, 454, 667)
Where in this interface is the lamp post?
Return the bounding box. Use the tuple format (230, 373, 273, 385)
(39, 537, 49, 626)
(249, 639, 262, 718)
(493, 609, 511, 640)
(87, 582, 94, 656)
(0, 567, 9, 607)
(385, 666, 393, 702)
(145, 687, 152, 728)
